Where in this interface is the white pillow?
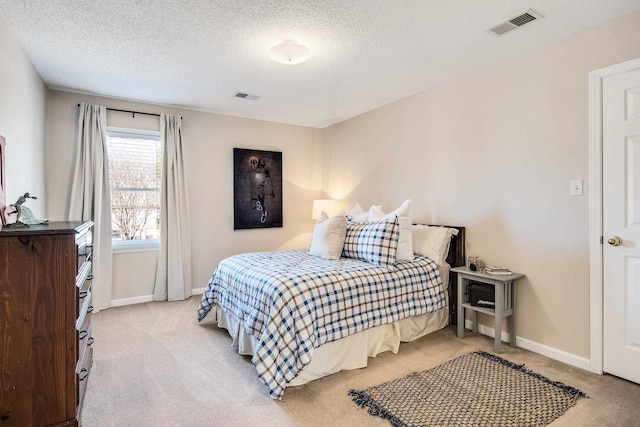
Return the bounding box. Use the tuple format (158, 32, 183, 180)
(369, 200, 414, 262)
(309, 211, 347, 260)
(412, 225, 459, 265)
(348, 202, 364, 216)
(349, 203, 383, 223)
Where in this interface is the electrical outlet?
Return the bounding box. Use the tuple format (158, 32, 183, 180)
(570, 179, 583, 196)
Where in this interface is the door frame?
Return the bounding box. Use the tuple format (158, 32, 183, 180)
(589, 57, 640, 375)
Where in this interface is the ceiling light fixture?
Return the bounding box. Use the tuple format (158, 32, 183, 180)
(268, 41, 311, 65)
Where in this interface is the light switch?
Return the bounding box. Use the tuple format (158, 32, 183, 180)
(570, 179, 583, 196)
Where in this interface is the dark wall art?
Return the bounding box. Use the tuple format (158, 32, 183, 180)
(233, 148, 283, 230)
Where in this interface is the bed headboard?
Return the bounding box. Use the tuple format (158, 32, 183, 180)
(423, 224, 466, 268)
(443, 226, 465, 268)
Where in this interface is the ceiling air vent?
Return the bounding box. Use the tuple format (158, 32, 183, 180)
(235, 92, 261, 101)
(489, 9, 543, 36)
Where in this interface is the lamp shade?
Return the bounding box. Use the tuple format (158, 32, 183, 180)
(268, 41, 311, 65)
(311, 199, 340, 220)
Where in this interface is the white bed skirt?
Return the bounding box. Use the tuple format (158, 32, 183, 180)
(214, 300, 449, 388)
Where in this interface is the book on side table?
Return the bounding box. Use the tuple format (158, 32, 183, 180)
(484, 266, 512, 275)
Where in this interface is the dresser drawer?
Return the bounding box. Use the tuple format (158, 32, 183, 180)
(77, 310, 91, 348)
(77, 321, 93, 375)
(76, 227, 92, 272)
(76, 347, 93, 420)
(76, 260, 92, 296)
(76, 290, 93, 331)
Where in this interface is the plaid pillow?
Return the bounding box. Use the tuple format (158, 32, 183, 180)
(342, 215, 400, 269)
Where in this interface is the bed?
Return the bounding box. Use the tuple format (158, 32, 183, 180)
(198, 210, 465, 400)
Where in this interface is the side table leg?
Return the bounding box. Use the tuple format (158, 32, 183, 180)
(494, 282, 503, 354)
(472, 311, 478, 333)
(509, 281, 516, 347)
(457, 275, 464, 339)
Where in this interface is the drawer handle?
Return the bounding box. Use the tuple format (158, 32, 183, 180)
(79, 329, 88, 339)
(88, 337, 94, 346)
(87, 244, 93, 248)
(79, 368, 89, 381)
(88, 305, 94, 313)
(79, 290, 88, 299)
(87, 274, 94, 280)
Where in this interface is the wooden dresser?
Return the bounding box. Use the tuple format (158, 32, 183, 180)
(0, 221, 94, 426)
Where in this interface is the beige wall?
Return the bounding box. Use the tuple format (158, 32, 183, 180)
(0, 17, 47, 218)
(321, 12, 640, 359)
(7, 6, 640, 362)
(45, 90, 322, 300)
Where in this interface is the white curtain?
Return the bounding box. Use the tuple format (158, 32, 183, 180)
(154, 114, 192, 301)
(69, 103, 113, 312)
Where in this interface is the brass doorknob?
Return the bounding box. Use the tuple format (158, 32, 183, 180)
(608, 236, 622, 246)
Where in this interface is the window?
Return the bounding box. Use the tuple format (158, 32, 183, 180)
(106, 127, 161, 248)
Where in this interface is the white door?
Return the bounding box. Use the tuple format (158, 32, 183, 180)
(602, 67, 640, 384)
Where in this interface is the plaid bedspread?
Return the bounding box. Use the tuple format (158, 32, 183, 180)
(197, 249, 445, 400)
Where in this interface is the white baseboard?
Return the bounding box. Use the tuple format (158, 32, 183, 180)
(464, 319, 590, 371)
(110, 288, 206, 308)
(110, 295, 154, 307)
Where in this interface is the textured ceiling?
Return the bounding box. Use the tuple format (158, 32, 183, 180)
(1, 1, 639, 128)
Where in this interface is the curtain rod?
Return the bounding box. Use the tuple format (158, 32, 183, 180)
(107, 107, 160, 118)
(76, 104, 160, 118)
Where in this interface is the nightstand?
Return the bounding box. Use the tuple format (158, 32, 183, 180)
(450, 266, 525, 353)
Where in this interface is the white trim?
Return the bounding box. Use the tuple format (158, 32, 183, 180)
(589, 57, 640, 375)
(517, 337, 590, 371)
(110, 294, 154, 307)
(463, 320, 590, 371)
(589, 65, 605, 375)
(106, 126, 161, 139)
(112, 239, 159, 253)
(110, 288, 205, 307)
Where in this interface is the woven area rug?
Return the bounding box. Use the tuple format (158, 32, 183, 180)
(349, 351, 587, 427)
